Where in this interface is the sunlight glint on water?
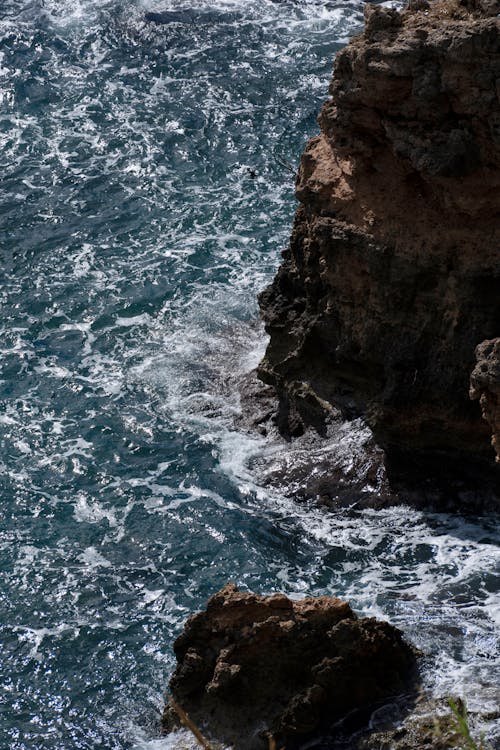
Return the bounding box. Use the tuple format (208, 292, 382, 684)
(0, 1, 499, 748)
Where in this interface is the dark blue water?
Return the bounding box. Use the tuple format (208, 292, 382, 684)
(0, 1, 499, 748)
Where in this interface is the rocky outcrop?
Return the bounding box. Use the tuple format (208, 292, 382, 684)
(352, 695, 494, 750)
(258, 0, 500, 499)
(470, 338, 500, 462)
(163, 584, 417, 750)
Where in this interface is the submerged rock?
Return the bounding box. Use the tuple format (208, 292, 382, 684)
(257, 0, 500, 506)
(163, 584, 417, 749)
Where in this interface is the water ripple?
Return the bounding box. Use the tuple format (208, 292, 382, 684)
(0, 1, 498, 748)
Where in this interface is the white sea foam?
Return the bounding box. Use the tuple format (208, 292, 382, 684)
(80, 545, 113, 568)
(0, 0, 497, 747)
(15, 623, 79, 659)
(131, 728, 198, 750)
(74, 493, 119, 525)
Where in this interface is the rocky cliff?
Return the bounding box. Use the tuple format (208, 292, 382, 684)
(258, 0, 500, 499)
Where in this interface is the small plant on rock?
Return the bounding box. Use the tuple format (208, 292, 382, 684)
(448, 698, 489, 750)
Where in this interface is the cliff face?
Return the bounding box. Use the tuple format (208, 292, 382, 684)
(258, 0, 500, 490)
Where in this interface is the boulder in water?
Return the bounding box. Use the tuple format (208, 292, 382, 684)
(162, 584, 418, 749)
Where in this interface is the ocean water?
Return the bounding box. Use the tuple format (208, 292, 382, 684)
(0, 1, 499, 748)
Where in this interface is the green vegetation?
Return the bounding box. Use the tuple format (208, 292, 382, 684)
(447, 698, 489, 750)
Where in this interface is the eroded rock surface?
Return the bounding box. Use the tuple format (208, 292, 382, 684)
(470, 338, 500, 462)
(258, 0, 500, 501)
(163, 584, 417, 750)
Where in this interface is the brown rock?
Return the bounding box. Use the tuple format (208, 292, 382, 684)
(258, 0, 500, 503)
(470, 338, 500, 462)
(163, 584, 418, 749)
(350, 695, 499, 750)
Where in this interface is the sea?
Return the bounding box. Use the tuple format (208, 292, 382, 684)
(0, 1, 499, 748)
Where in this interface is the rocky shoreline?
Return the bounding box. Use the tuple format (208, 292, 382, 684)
(162, 2, 499, 748)
(256, 0, 500, 509)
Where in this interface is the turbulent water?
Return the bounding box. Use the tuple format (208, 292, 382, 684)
(0, 1, 499, 748)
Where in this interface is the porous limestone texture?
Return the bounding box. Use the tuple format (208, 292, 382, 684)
(258, 0, 500, 496)
(163, 584, 417, 750)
